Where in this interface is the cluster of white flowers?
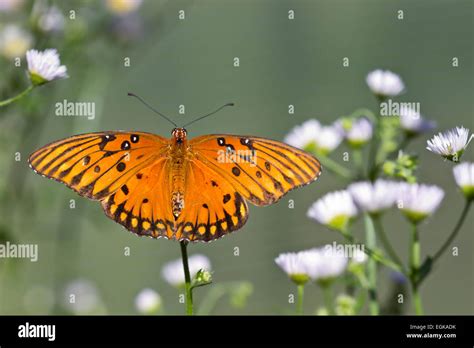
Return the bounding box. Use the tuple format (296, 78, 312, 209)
(275, 244, 351, 285)
(0, 4, 69, 85)
(307, 179, 449, 229)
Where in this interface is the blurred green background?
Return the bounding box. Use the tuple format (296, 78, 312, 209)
(0, 0, 472, 315)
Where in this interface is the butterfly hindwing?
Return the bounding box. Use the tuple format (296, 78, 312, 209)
(174, 159, 249, 242)
(101, 157, 176, 239)
(28, 131, 169, 200)
(102, 156, 249, 242)
(189, 134, 322, 206)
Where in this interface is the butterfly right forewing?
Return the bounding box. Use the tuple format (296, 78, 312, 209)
(190, 134, 322, 207)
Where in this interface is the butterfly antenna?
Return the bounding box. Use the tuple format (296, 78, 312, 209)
(127, 92, 178, 127)
(182, 103, 235, 128)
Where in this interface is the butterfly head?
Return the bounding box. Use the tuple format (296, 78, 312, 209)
(172, 127, 188, 144)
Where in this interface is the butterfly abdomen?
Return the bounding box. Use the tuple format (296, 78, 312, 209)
(170, 149, 188, 219)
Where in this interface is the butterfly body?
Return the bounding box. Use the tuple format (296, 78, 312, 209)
(29, 129, 321, 242)
(169, 128, 189, 218)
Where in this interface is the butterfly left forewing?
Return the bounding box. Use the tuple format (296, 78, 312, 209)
(189, 134, 322, 207)
(29, 131, 169, 200)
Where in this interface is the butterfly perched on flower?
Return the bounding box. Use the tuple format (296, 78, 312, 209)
(29, 96, 322, 242)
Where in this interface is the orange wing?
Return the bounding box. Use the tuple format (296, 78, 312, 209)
(173, 159, 249, 242)
(100, 157, 176, 239)
(29, 131, 178, 239)
(189, 134, 322, 207)
(29, 131, 169, 200)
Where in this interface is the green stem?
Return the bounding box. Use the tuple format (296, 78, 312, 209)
(355, 271, 370, 289)
(373, 215, 405, 271)
(180, 241, 193, 315)
(364, 213, 379, 315)
(410, 223, 423, 315)
(412, 288, 424, 315)
(350, 108, 376, 123)
(432, 199, 471, 262)
(197, 285, 227, 315)
(367, 126, 379, 181)
(354, 289, 367, 314)
(0, 259, 9, 312)
(296, 284, 304, 315)
(396, 134, 411, 154)
(322, 285, 335, 315)
(352, 148, 364, 178)
(367, 96, 387, 180)
(319, 155, 351, 179)
(383, 134, 412, 164)
(0, 85, 34, 108)
(340, 230, 402, 272)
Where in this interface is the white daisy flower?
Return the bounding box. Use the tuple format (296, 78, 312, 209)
(106, 0, 142, 15)
(317, 125, 344, 154)
(399, 108, 436, 135)
(366, 69, 405, 98)
(336, 117, 373, 147)
(284, 119, 342, 155)
(63, 279, 103, 314)
(307, 190, 358, 231)
(38, 6, 65, 33)
(0, 25, 32, 60)
(284, 119, 320, 150)
(26, 49, 68, 85)
(275, 251, 314, 285)
(135, 288, 161, 314)
(397, 183, 445, 223)
(348, 179, 400, 214)
(161, 254, 211, 287)
(426, 126, 473, 162)
(303, 245, 348, 283)
(453, 162, 474, 199)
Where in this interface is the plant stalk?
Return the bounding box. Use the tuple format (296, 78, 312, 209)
(180, 241, 193, 315)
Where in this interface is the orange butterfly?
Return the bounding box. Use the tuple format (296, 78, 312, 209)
(29, 101, 321, 242)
